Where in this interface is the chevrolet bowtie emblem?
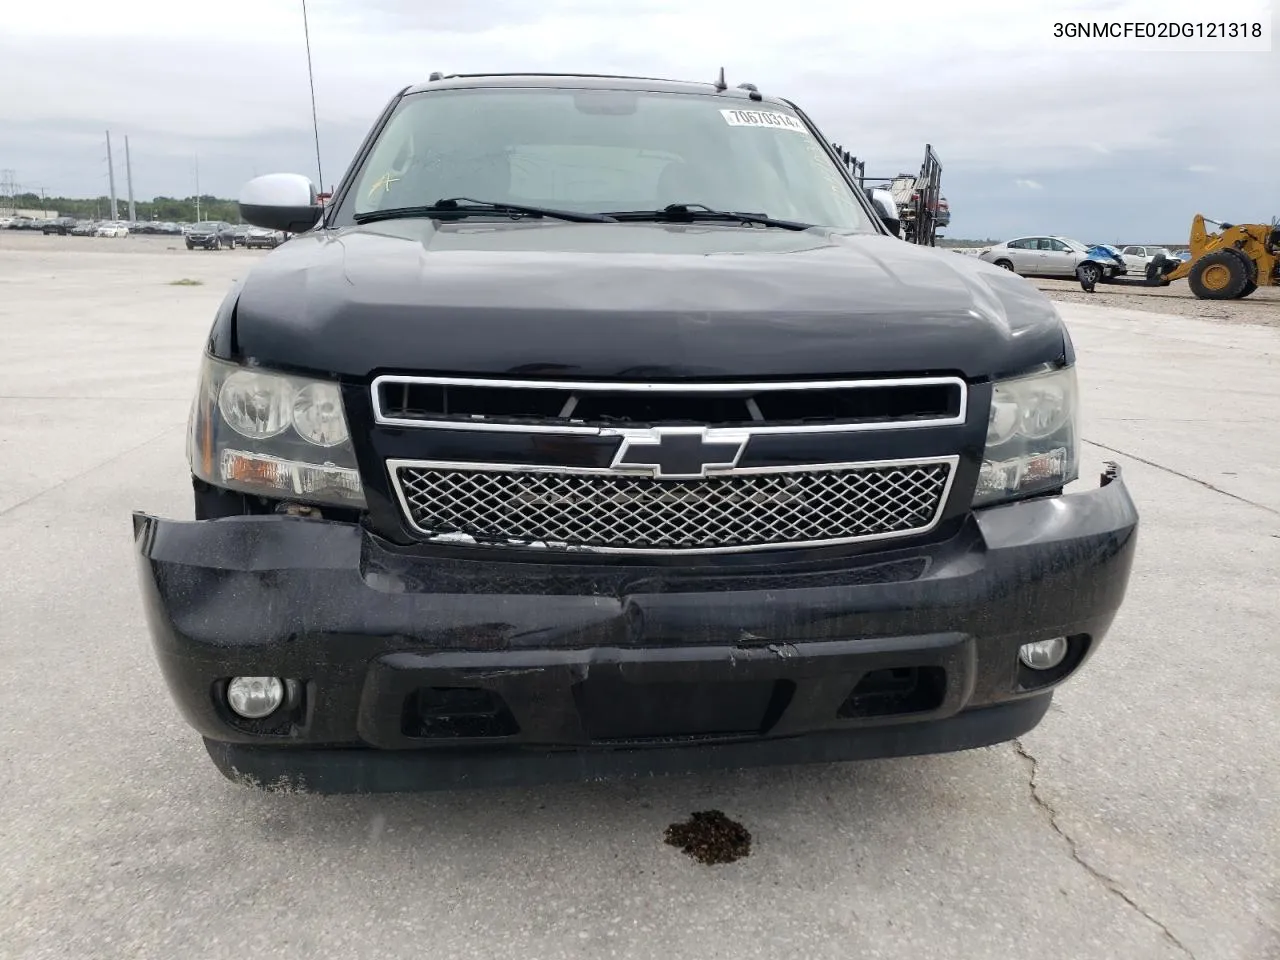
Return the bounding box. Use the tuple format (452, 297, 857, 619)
(611, 428, 748, 479)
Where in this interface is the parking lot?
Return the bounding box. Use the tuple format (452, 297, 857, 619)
(1, 233, 1277, 960)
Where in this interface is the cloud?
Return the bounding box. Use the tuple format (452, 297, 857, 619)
(1015, 180, 1045, 190)
(1188, 165, 1216, 173)
(1, 0, 1275, 240)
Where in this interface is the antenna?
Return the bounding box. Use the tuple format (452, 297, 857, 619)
(301, 0, 324, 190)
(714, 67, 726, 91)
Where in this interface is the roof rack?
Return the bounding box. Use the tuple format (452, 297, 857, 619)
(429, 72, 710, 84)
(421, 71, 759, 96)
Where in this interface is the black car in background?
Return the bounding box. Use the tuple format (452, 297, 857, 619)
(41, 217, 79, 235)
(133, 221, 183, 236)
(185, 221, 239, 250)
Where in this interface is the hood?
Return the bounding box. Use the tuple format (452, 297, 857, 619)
(229, 220, 1068, 381)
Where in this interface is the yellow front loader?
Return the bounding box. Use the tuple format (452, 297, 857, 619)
(1147, 214, 1280, 299)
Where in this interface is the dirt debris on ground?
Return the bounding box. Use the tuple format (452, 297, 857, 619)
(1033, 277, 1280, 327)
(664, 810, 753, 865)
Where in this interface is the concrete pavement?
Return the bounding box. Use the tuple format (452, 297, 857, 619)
(1, 236, 1276, 960)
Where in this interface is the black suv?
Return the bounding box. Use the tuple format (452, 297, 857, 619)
(41, 216, 78, 236)
(185, 221, 238, 250)
(133, 73, 1139, 794)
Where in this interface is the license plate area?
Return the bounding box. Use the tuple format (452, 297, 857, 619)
(572, 676, 794, 742)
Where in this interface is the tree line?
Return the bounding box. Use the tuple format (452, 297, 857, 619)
(6, 192, 240, 222)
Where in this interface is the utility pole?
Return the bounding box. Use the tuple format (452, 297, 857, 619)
(125, 135, 136, 222)
(194, 154, 201, 221)
(105, 130, 119, 220)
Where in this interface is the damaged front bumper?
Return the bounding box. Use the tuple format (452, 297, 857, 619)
(132, 466, 1138, 793)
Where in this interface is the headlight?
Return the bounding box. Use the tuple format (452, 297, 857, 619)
(218, 370, 293, 439)
(189, 354, 365, 508)
(973, 365, 1078, 507)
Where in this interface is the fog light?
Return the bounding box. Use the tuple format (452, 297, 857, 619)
(227, 676, 285, 718)
(1018, 637, 1069, 670)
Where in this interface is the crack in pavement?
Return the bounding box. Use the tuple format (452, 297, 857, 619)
(1012, 739, 1195, 959)
(1083, 439, 1280, 517)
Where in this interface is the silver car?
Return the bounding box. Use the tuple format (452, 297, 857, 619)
(979, 235, 1104, 278)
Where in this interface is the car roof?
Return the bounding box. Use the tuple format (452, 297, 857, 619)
(402, 72, 787, 106)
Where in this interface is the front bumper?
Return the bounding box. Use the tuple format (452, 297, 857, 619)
(133, 466, 1138, 793)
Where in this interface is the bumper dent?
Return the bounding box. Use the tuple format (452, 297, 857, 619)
(133, 464, 1138, 787)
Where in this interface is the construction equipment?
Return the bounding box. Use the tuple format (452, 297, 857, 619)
(830, 143, 946, 246)
(1146, 214, 1280, 299)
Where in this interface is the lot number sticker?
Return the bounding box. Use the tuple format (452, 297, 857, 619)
(720, 109, 807, 132)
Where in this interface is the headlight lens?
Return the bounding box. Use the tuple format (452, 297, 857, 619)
(218, 370, 293, 439)
(292, 382, 350, 447)
(973, 365, 1078, 507)
(189, 355, 365, 508)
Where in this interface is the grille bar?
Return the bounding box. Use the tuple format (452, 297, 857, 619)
(389, 457, 958, 554)
(371, 375, 968, 435)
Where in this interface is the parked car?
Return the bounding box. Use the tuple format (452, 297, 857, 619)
(1084, 243, 1128, 277)
(979, 235, 1123, 283)
(232, 224, 253, 245)
(94, 221, 130, 237)
(1119, 245, 1173, 272)
(244, 227, 285, 249)
(69, 220, 97, 236)
(40, 216, 78, 235)
(133, 71, 1138, 794)
(185, 221, 238, 250)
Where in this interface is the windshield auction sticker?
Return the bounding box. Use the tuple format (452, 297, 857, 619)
(720, 109, 807, 132)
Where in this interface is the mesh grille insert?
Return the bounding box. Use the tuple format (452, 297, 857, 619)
(393, 461, 953, 552)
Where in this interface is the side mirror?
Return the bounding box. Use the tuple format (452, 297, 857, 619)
(867, 190, 901, 238)
(238, 173, 323, 233)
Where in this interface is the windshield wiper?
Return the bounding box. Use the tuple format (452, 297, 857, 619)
(604, 203, 813, 231)
(353, 197, 617, 224)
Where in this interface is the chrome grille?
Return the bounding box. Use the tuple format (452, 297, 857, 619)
(390, 459, 956, 554)
(371, 374, 968, 434)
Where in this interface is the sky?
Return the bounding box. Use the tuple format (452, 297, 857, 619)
(1, 0, 1275, 241)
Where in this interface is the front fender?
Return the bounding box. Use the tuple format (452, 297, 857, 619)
(205, 278, 245, 359)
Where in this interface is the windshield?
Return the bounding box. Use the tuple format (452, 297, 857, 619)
(191, 222, 217, 230)
(340, 87, 873, 231)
